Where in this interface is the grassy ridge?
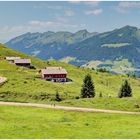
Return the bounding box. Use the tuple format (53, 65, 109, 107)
(1, 105, 140, 139)
(101, 43, 130, 48)
(1, 44, 140, 111)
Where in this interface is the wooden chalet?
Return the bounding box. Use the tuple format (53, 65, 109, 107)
(40, 67, 67, 82)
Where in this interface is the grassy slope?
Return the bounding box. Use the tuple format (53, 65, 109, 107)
(1, 44, 140, 111)
(1, 105, 140, 139)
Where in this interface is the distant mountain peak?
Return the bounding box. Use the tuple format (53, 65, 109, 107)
(120, 25, 138, 31)
(75, 29, 89, 33)
(43, 31, 55, 34)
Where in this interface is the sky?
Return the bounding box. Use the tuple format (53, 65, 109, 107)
(1, 1, 140, 42)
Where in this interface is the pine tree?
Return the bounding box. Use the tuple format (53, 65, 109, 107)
(118, 80, 132, 98)
(81, 74, 95, 98)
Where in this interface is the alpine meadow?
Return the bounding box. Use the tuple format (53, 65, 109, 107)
(1, 1, 140, 139)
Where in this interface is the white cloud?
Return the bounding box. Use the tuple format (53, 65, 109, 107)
(84, 1, 100, 7)
(29, 20, 54, 27)
(28, 20, 81, 31)
(113, 6, 128, 14)
(34, 3, 63, 10)
(114, 2, 140, 14)
(85, 9, 102, 15)
(64, 10, 75, 16)
(69, 1, 100, 7)
(119, 2, 140, 8)
(68, 1, 81, 4)
(54, 16, 68, 23)
(47, 5, 63, 10)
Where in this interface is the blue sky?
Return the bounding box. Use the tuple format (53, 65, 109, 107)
(1, 1, 140, 42)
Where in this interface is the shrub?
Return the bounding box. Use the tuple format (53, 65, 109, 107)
(24, 81, 27, 84)
(134, 104, 139, 108)
(99, 92, 102, 97)
(75, 96, 80, 99)
(55, 91, 62, 102)
(127, 73, 136, 78)
(97, 68, 108, 73)
(39, 93, 49, 100)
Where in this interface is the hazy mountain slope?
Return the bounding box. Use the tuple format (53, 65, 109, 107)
(5, 25, 140, 74)
(6, 30, 97, 60)
(66, 26, 140, 65)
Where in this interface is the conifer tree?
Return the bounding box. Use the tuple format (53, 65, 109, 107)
(81, 74, 95, 98)
(118, 80, 132, 98)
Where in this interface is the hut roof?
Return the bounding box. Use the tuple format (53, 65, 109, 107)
(40, 67, 67, 75)
(14, 59, 31, 64)
(6, 57, 21, 61)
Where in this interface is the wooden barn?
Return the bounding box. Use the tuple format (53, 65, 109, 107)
(40, 67, 67, 82)
(14, 59, 31, 67)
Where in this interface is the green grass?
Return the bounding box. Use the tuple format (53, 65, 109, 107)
(101, 43, 130, 48)
(60, 56, 76, 63)
(84, 59, 132, 71)
(1, 44, 140, 111)
(31, 50, 41, 57)
(57, 97, 140, 112)
(113, 59, 132, 67)
(1, 105, 140, 139)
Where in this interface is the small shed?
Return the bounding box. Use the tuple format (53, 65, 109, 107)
(40, 67, 67, 82)
(14, 59, 31, 67)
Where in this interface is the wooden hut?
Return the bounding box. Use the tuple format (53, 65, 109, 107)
(40, 67, 67, 82)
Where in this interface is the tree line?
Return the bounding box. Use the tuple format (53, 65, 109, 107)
(80, 74, 132, 98)
(55, 74, 132, 102)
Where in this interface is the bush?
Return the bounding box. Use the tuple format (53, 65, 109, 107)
(75, 96, 80, 99)
(39, 93, 49, 100)
(97, 68, 108, 73)
(99, 92, 103, 97)
(55, 91, 62, 102)
(127, 73, 136, 78)
(134, 104, 139, 108)
(24, 81, 27, 84)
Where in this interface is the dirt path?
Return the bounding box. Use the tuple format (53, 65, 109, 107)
(0, 77, 7, 84)
(0, 101, 140, 114)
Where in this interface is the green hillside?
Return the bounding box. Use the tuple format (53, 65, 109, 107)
(1, 44, 140, 111)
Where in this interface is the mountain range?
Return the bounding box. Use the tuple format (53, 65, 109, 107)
(5, 25, 140, 75)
